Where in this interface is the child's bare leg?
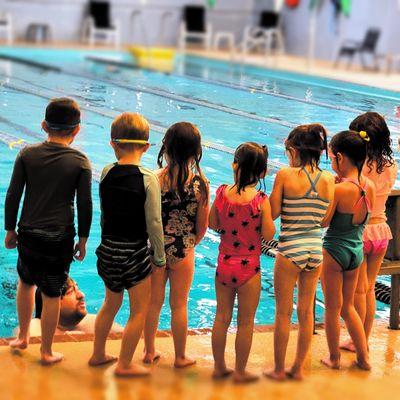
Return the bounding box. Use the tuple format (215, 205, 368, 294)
(288, 266, 320, 380)
(40, 293, 63, 365)
(115, 277, 151, 377)
(89, 288, 123, 366)
(341, 268, 371, 371)
(10, 280, 35, 350)
(234, 273, 261, 384)
(320, 250, 343, 369)
(364, 251, 386, 343)
(342, 259, 367, 352)
(143, 265, 168, 364)
(211, 280, 235, 379)
(169, 252, 196, 368)
(264, 254, 297, 381)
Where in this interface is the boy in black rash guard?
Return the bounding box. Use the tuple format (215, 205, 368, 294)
(4, 98, 92, 365)
(89, 112, 166, 377)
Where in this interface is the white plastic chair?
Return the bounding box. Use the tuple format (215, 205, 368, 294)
(178, 6, 212, 51)
(241, 11, 284, 57)
(81, 1, 120, 48)
(0, 12, 13, 45)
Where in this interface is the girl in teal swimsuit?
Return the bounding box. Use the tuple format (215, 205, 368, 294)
(321, 130, 375, 371)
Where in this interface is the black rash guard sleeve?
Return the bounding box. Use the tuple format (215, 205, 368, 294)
(76, 165, 93, 238)
(4, 150, 26, 231)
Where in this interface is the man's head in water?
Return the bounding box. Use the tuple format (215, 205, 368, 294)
(36, 277, 87, 328)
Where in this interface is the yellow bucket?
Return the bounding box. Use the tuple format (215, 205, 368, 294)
(129, 46, 175, 73)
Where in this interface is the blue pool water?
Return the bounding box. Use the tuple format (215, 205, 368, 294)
(0, 48, 399, 338)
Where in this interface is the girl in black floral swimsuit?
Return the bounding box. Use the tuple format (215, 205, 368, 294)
(144, 122, 209, 368)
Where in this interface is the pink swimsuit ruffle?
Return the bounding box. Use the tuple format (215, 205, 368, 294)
(362, 222, 392, 241)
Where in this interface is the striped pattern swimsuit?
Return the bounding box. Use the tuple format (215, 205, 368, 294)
(96, 238, 152, 292)
(278, 168, 329, 271)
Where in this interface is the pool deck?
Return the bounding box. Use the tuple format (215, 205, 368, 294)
(1, 324, 400, 400)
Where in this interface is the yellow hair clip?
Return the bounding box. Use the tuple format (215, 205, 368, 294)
(359, 131, 370, 142)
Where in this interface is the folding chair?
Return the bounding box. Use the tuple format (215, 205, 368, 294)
(335, 28, 381, 70)
(178, 5, 212, 51)
(82, 1, 120, 48)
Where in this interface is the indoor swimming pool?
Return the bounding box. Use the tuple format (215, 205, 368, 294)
(0, 47, 399, 337)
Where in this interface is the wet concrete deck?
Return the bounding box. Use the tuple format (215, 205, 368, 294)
(1, 325, 400, 400)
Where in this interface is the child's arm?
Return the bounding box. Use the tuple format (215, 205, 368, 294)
(143, 169, 166, 267)
(260, 196, 276, 242)
(195, 186, 210, 245)
(269, 170, 285, 220)
(208, 199, 220, 231)
(367, 178, 376, 213)
(321, 184, 340, 228)
(320, 172, 336, 228)
(4, 150, 26, 249)
(75, 158, 93, 261)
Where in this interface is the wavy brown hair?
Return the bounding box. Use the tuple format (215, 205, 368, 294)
(157, 122, 208, 203)
(349, 112, 394, 174)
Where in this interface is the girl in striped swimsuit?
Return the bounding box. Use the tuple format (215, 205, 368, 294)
(265, 124, 334, 381)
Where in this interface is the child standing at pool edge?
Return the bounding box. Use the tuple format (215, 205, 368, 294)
(321, 130, 375, 370)
(143, 122, 210, 368)
(341, 112, 398, 353)
(266, 124, 334, 381)
(4, 98, 92, 364)
(89, 113, 166, 376)
(209, 142, 275, 383)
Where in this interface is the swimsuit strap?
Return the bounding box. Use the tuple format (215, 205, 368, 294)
(302, 168, 322, 197)
(341, 178, 372, 213)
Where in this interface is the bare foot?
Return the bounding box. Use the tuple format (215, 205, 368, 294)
(9, 337, 29, 350)
(353, 359, 371, 371)
(263, 369, 286, 381)
(233, 370, 259, 384)
(320, 356, 340, 370)
(286, 367, 304, 381)
(340, 339, 356, 353)
(41, 352, 64, 366)
(212, 367, 234, 380)
(143, 350, 161, 364)
(115, 363, 150, 377)
(88, 354, 118, 367)
(174, 356, 196, 369)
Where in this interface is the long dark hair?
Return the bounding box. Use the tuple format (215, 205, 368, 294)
(349, 112, 394, 174)
(233, 142, 268, 194)
(330, 130, 368, 179)
(157, 122, 208, 203)
(285, 123, 328, 171)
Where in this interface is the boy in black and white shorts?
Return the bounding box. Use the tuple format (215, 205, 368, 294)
(89, 112, 165, 377)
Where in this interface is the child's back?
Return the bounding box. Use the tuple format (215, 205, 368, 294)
(158, 171, 204, 264)
(276, 166, 332, 271)
(362, 161, 397, 223)
(214, 184, 266, 257)
(6, 142, 91, 235)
